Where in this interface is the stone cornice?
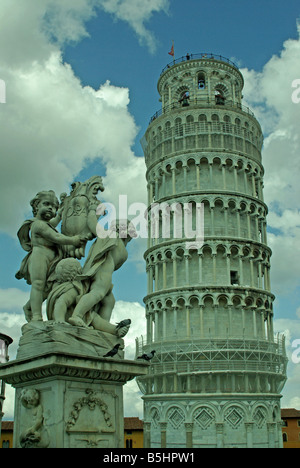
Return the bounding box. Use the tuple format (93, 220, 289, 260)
(0, 353, 149, 387)
(143, 285, 275, 304)
(145, 148, 264, 175)
(145, 189, 268, 212)
(144, 237, 272, 258)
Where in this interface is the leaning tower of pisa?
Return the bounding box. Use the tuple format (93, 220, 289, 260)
(136, 53, 288, 448)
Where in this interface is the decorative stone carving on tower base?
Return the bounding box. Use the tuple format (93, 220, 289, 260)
(0, 323, 148, 448)
(143, 395, 284, 449)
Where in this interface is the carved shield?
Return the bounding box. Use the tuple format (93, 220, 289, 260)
(60, 176, 104, 259)
(61, 194, 90, 237)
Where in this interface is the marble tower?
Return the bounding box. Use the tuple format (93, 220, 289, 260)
(136, 53, 287, 448)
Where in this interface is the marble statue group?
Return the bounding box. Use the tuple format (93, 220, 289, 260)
(15, 176, 136, 339)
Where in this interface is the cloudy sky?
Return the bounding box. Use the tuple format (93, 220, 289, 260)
(0, 0, 300, 419)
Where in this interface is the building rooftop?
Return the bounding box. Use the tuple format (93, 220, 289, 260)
(1, 421, 14, 431)
(281, 408, 300, 418)
(124, 417, 143, 430)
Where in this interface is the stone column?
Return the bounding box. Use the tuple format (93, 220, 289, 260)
(196, 164, 200, 189)
(154, 310, 159, 341)
(184, 253, 190, 285)
(160, 422, 167, 448)
(183, 163, 188, 192)
(173, 306, 178, 334)
(252, 307, 257, 338)
(226, 254, 231, 285)
(185, 422, 194, 448)
(162, 260, 167, 289)
(212, 253, 217, 284)
(171, 167, 176, 194)
(267, 422, 276, 448)
(196, 251, 202, 284)
(224, 206, 229, 236)
(161, 171, 166, 198)
(211, 206, 215, 236)
(162, 308, 167, 339)
(199, 305, 204, 338)
(227, 306, 233, 336)
(143, 422, 151, 448)
(186, 306, 191, 337)
(216, 423, 224, 448)
(221, 164, 226, 190)
(238, 254, 244, 284)
(146, 311, 152, 344)
(277, 421, 284, 448)
(243, 168, 248, 193)
(245, 422, 254, 448)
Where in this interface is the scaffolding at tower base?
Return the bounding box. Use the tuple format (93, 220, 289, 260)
(135, 334, 287, 396)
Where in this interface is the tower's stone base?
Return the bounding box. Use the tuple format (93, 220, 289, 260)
(143, 394, 284, 449)
(0, 322, 148, 448)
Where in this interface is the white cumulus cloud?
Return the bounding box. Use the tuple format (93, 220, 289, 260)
(0, 0, 169, 235)
(100, 0, 170, 52)
(241, 20, 300, 297)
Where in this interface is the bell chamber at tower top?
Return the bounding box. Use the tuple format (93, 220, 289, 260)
(142, 53, 263, 166)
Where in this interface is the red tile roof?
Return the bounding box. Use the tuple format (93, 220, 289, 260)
(281, 408, 300, 418)
(124, 417, 143, 430)
(1, 421, 14, 431)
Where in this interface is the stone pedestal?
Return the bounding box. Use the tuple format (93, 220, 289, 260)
(0, 322, 148, 448)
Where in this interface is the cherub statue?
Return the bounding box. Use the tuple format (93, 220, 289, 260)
(15, 190, 86, 322)
(68, 220, 137, 338)
(46, 258, 85, 323)
(47, 257, 131, 338)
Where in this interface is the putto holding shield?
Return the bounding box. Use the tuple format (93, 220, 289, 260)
(15, 176, 133, 339)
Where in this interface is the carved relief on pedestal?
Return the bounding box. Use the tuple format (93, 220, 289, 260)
(19, 388, 50, 449)
(66, 388, 116, 448)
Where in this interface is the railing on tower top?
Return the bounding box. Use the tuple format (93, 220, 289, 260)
(161, 53, 239, 75)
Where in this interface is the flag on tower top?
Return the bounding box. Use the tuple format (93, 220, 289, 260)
(168, 42, 174, 57)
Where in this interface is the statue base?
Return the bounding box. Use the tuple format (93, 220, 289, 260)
(0, 322, 148, 448)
